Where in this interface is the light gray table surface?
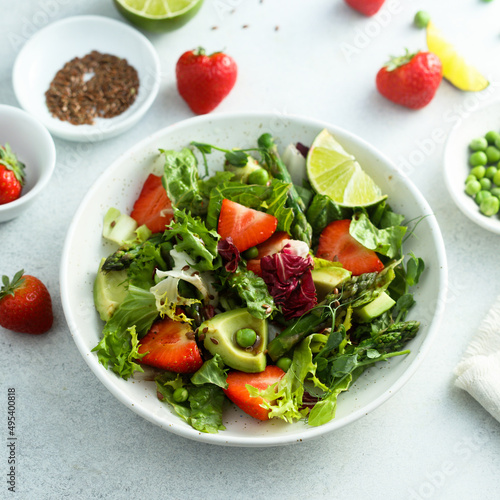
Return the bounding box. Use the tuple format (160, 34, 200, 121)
(1, 1, 500, 499)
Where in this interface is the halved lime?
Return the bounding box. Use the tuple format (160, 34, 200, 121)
(113, 0, 204, 32)
(306, 129, 386, 208)
(426, 21, 489, 92)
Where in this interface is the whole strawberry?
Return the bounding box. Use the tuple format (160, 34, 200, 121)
(0, 270, 53, 334)
(376, 50, 443, 109)
(344, 0, 385, 16)
(0, 144, 25, 205)
(176, 47, 237, 115)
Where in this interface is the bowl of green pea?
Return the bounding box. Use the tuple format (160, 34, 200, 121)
(444, 99, 500, 234)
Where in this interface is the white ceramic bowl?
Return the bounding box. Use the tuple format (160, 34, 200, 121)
(0, 105, 56, 222)
(444, 99, 500, 233)
(60, 113, 447, 446)
(12, 15, 160, 142)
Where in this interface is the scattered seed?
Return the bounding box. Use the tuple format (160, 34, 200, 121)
(186, 331, 195, 340)
(242, 24, 249, 29)
(211, 26, 218, 30)
(182, 265, 190, 271)
(45, 50, 139, 126)
(210, 337, 219, 345)
(198, 333, 205, 341)
(202, 327, 209, 334)
(157, 390, 164, 401)
(275, 25, 279, 31)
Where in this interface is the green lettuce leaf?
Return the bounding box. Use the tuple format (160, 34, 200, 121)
(163, 209, 221, 272)
(191, 354, 228, 389)
(156, 373, 226, 434)
(349, 212, 407, 259)
(161, 148, 206, 216)
(92, 286, 158, 378)
(224, 266, 275, 319)
(306, 194, 348, 236)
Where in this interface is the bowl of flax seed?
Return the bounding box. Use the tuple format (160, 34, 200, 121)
(12, 16, 160, 142)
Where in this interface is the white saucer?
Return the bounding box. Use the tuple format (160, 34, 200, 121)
(12, 15, 160, 142)
(444, 99, 500, 234)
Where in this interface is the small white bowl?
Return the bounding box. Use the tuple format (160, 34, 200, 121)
(444, 99, 500, 234)
(12, 15, 160, 142)
(0, 105, 56, 222)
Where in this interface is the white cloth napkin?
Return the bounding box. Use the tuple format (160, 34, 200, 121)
(454, 295, 500, 423)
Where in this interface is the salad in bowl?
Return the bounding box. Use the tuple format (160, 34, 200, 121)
(60, 114, 446, 446)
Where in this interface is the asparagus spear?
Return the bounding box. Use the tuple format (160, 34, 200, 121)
(257, 133, 313, 246)
(102, 234, 164, 271)
(267, 267, 396, 361)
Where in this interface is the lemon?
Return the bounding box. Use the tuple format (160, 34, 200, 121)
(306, 129, 386, 208)
(426, 21, 489, 92)
(113, 0, 204, 32)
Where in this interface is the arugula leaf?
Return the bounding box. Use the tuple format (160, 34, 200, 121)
(350, 211, 407, 259)
(206, 180, 294, 233)
(92, 286, 158, 379)
(198, 171, 235, 199)
(163, 209, 221, 272)
(161, 148, 206, 215)
(406, 252, 425, 287)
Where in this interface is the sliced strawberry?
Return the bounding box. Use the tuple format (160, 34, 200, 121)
(217, 199, 278, 253)
(246, 231, 290, 276)
(316, 219, 384, 276)
(223, 366, 285, 421)
(138, 318, 203, 373)
(130, 174, 173, 234)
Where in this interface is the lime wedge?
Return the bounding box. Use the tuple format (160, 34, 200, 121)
(426, 21, 489, 92)
(306, 129, 386, 208)
(113, 0, 204, 32)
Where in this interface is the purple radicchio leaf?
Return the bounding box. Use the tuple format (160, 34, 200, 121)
(217, 237, 241, 273)
(260, 243, 317, 320)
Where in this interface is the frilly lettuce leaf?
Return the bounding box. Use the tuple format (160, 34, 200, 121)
(249, 334, 328, 422)
(151, 249, 218, 324)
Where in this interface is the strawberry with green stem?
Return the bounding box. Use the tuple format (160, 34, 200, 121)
(176, 47, 238, 115)
(0, 144, 25, 205)
(376, 50, 442, 109)
(0, 270, 53, 334)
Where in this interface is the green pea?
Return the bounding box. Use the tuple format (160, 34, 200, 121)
(243, 246, 259, 260)
(480, 178, 492, 190)
(236, 328, 257, 348)
(276, 357, 292, 372)
(465, 180, 481, 196)
(485, 131, 500, 145)
(173, 387, 189, 403)
(491, 187, 500, 198)
(485, 166, 498, 179)
(493, 170, 500, 186)
(470, 151, 488, 167)
(247, 167, 270, 185)
(495, 137, 500, 151)
(470, 165, 486, 179)
(465, 174, 477, 184)
(469, 137, 488, 151)
(480, 196, 500, 216)
(486, 146, 500, 164)
(413, 10, 431, 29)
(475, 190, 493, 205)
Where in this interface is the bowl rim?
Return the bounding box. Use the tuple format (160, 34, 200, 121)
(0, 104, 56, 214)
(443, 98, 500, 234)
(60, 111, 448, 446)
(12, 15, 161, 143)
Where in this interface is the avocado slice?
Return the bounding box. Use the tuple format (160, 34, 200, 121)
(93, 258, 128, 322)
(354, 291, 396, 323)
(224, 156, 261, 183)
(102, 207, 138, 246)
(311, 266, 351, 301)
(200, 308, 268, 373)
